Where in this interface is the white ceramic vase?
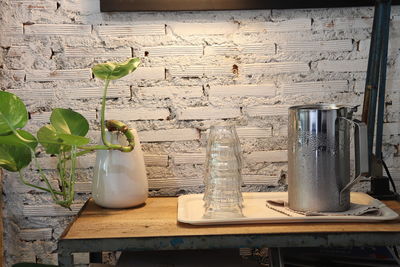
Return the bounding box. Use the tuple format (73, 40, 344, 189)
(92, 130, 148, 208)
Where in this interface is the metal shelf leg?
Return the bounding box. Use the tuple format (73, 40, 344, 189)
(269, 248, 284, 267)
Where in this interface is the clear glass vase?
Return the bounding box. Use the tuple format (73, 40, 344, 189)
(203, 124, 243, 218)
(92, 130, 148, 208)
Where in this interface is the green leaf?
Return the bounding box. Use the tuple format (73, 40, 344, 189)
(0, 91, 28, 135)
(0, 144, 31, 172)
(37, 125, 62, 154)
(50, 108, 89, 137)
(57, 133, 90, 146)
(38, 109, 90, 155)
(0, 130, 38, 150)
(38, 125, 90, 154)
(92, 58, 141, 80)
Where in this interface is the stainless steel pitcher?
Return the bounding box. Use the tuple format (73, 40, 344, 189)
(288, 104, 368, 212)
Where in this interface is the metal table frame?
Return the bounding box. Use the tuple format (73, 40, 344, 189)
(58, 228, 400, 266)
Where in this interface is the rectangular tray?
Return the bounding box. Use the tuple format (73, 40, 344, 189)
(177, 192, 399, 225)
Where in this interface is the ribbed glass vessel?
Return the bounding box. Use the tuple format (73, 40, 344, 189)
(203, 124, 243, 219)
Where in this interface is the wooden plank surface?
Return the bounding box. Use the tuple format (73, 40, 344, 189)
(62, 196, 400, 240)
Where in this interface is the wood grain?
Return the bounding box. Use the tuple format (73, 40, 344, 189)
(62, 196, 400, 240)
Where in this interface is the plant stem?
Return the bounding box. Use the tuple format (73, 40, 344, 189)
(31, 150, 60, 201)
(79, 144, 124, 152)
(68, 146, 77, 205)
(60, 145, 120, 163)
(100, 79, 111, 147)
(2, 114, 63, 201)
(78, 145, 112, 151)
(57, 150, 68, 200)
(18, 170, 63, 195)
(98, 80, 128, 151)
(105, 120, 135, 152)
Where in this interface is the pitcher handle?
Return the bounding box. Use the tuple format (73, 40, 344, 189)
(339, 119, 369, 204)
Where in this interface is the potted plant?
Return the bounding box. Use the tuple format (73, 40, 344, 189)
(0, 58, 147, 209)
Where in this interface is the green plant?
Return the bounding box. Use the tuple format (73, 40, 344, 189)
(0, 57, 141, 209)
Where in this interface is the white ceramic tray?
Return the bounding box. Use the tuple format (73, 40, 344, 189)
(177, 192, 399, 225)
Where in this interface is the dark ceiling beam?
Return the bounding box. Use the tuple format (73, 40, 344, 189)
(100, 0, 400, 12)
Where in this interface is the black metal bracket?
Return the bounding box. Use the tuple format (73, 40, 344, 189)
(363, 0, 399, 200)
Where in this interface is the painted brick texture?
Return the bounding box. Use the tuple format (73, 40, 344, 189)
(209, 84, 276, 97)
(1, 2, 400, 266)
(24, 24, 92, 35)
(95, 25, 166, 36)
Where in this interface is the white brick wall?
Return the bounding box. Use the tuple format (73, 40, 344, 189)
(139, 128, 199, 142)
(279, 39, 353, 53)
(168, 65, 204, 77)
(26, 69, 92, 81)
(384, 123, 400, 136)
(64, 47, 132, 58)
(209, 84, 276, 97)
(148, 177, 203, 188)
(60, 0, 100, 14)
(169, 65, 234, 77)
(137, 86, 203, 99)
(20, 228, 53, 241)
(241, 18, 311, 33)
(24, 24, 92, 35)
(11, 0, 57, 10)
(10, 88, 55, 101)
(246, 150, 288, 163)
(143, 154, 169, 167)
(31, 111, 96, 124)
(167, 22, 238, 35)
(204, 43, 276, 56)
(315, 18, 373, 31)
(147, 175, 280, 188)
(178, 107, 241, 120)
(140, 46, 203, 57)
(246, 105, 291, 117)
(124, 67, 165, 80)
(2, 3, 400, 266)
(236, 127, 273, 138)
(317, 59, 368, 72)
(204, 45, 240, 56)
(173, 153, 205, 165)
(354, 79, 400, 93)
(95, 25, 165, 36)
(7, 70, 25, 81)
(243, 62, 309, 75)
(282, 80, 348, 95)
(105, 108, 170, 121)
(23, 204, 83, 217)
(64, 85, 131, 99)
(7, 46, 29, 57)
(1, 25, 23, 35)
(359, 38, 400, 55)
(242, 43, 276, 55)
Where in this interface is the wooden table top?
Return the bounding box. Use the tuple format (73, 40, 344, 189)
(61, 196, 400, 241)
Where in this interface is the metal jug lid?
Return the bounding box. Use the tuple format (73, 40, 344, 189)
(289, 104, 347, 110)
